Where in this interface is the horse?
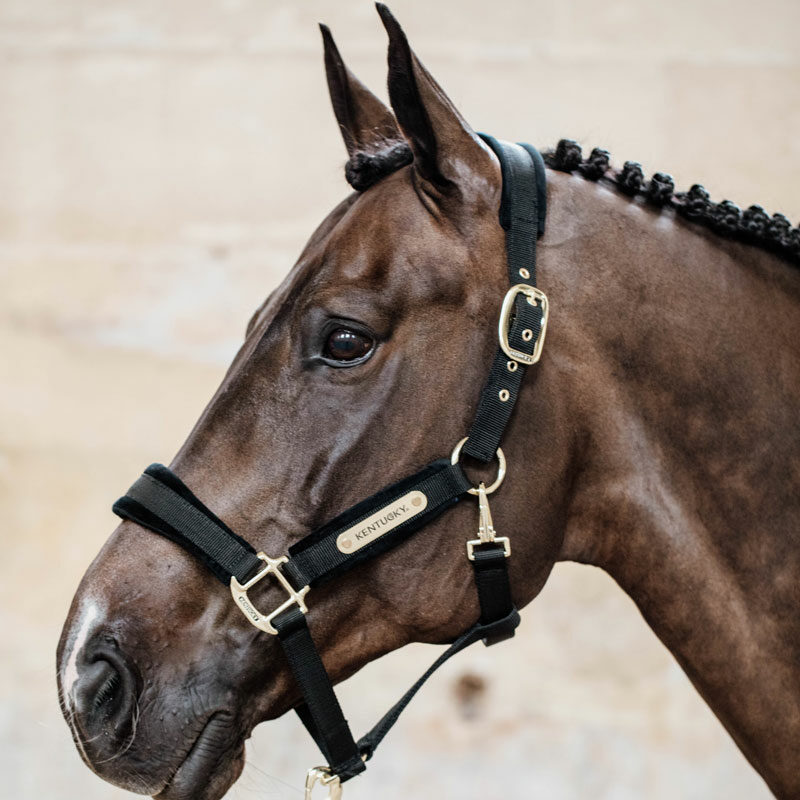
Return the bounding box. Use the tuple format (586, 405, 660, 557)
(56, 5, 800, 799)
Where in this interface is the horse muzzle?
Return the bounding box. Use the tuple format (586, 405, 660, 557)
(64, 631, 141, 761)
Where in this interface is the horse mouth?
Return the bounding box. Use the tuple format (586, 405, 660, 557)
(155, 712, 245, 800)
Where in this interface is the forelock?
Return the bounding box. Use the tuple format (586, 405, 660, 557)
(345, 140, 413, 191)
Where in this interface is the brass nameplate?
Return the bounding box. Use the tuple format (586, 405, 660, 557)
(336, 490, 428, 554)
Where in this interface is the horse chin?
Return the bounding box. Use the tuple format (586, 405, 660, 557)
(154, 713, 246, 800)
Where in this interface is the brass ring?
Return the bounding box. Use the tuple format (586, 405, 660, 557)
(450, 436, 506, 495)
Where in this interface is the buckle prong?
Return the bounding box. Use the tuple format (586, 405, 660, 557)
(230, 552, 309, 635)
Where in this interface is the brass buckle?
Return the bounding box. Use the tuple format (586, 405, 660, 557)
(230, 552, 309, 635)
(498, 283, 549, 365)
(466, 482, 511, 561)
(305, 767, 342, 800)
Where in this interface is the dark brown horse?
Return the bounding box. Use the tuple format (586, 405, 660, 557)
(57, 5, 800, 799)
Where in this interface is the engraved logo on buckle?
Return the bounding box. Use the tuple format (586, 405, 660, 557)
(336, 491, 428, 554)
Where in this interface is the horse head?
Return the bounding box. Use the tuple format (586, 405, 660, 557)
(56, 8, 570, 799)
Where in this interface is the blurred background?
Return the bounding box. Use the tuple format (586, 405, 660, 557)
(2, 1, 798, 798)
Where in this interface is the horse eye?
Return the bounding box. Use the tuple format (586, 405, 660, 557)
(323, 328, 374, 362)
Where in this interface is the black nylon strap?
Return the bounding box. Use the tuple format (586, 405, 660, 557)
(472, 544, 516, 645)
(463, 298, 543, 462)
(274, 608, 366, 780)
(519, 142, 548, 239)
(479, 134, 544, 281)
(284, 460, 471, 589)
(293, 542, 518, 776)
(463, 137, 547, 463)
(355, 608, 520, 763)
(113, 465, 262, 584)
(293, 612, 521, 779)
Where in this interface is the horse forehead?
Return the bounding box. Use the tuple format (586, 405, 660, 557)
(323, 182, 469, 290)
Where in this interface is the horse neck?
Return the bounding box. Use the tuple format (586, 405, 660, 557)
(536, 170, 800, 797)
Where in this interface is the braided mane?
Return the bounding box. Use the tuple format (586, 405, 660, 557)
(344, 139, 800, 266)
(546, 139, 800, 266)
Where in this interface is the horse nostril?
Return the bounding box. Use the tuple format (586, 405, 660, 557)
(93, 667, 121, 710)
(77, 658, 122, 718)
(72, 634, 139, 744)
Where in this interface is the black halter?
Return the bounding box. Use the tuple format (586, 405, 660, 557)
(113, 136, 548, 797)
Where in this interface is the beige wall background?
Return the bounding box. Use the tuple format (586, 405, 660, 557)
(2, 1, 798, 798)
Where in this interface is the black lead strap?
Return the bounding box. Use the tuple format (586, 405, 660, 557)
(112, 138, 547, 793)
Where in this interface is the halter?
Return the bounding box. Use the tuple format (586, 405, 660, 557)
(113, 136, 548, 799)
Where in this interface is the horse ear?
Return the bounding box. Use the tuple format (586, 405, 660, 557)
(320, 23, 402, 157)
(376, 4, 494, 192)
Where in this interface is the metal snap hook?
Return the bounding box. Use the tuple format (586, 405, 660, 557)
(466, 482, 511, 560)
(305, 767, 342, 800)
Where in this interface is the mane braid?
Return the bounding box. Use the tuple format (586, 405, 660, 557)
(345, 141, 413, 191)
(544, 138, 800, 266)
